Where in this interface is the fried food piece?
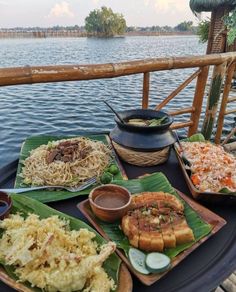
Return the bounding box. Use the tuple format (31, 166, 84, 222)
(171, 213, 195, 244)
(121, 192, 194, 252)
(159, 217, 176, 248)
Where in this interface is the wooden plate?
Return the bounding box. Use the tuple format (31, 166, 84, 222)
(78, 190, 226, 286)
(0, 263, 132, 292)
(175, 146, 236, 202)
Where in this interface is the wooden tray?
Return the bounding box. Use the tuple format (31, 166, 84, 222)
(0, 263, 132, 292)
(175, 146, 236, 202)
(78, 190, 226, 286)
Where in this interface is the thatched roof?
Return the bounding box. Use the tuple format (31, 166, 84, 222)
(190, 0, 236, 12)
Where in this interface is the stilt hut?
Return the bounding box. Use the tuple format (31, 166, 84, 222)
(190, 0, 236, 140)
(190, 0, 236, 54)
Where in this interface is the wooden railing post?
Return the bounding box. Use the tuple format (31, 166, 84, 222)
(188, 66, 209, 136)
(142, 72, 150, 109)
(201, 62, 227, 140)
(215, 62, 236, 144)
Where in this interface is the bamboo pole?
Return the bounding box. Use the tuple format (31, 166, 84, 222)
(171, 121, 193, 130)
(155, 69, 200, 110)
(201, 62, 227, 140)
(223, 141, 236, 151)
(188, 66, 209, 136)
(221, 128, 236, 146)
(142, 72, 150, 109)
(206, 11, 215, 54)
(227, 97, 236, 103)
(168, 107, 194, 116)
(225, 108, 236, 115)
(215, 63, 236, 143)
(0, 53, 236, 87)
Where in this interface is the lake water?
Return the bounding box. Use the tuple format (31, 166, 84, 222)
(0, 36, 234, 167)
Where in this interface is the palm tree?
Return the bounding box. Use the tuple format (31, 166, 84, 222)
(190, 0, 236, 53)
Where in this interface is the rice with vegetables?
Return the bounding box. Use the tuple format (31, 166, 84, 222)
(181, 141, 236, 192)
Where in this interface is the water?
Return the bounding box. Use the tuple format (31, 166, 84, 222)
(0, 36, 234, 167)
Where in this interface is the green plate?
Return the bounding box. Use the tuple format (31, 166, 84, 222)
(14, 135, 127, 203)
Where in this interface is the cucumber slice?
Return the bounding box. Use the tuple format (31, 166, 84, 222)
(145, 252, 171, 273)
(128, 248, 150, 275)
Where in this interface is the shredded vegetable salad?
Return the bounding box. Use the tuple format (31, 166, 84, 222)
(181, 142, 236, 192)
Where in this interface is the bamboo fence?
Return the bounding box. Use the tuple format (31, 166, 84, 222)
(0, 52, 236, 142)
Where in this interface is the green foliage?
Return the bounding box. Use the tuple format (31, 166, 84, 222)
(85, 6, 126, 37)
(197, 19, 210, 43)
(175, 21, 193, 31)
(196, 9, 236, 46)
(224, 8, 236, 45)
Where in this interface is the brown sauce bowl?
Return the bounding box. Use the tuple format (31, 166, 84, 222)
(89, 184, 131, 223)
(0, 191, 12, 220)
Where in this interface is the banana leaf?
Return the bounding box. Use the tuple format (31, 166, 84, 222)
(93, 172, 212, 258)
(0, 195, 121, 291)
(184, 133, 205, 142)
(14, 135, 126, 203)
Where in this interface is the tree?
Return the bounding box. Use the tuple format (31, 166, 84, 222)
(224, 8, 236, 45)
(197, 19, 210, 43)
(175, 21, 193, 32)
(196, 10, 236, 46)
(85, 6, 126, 37)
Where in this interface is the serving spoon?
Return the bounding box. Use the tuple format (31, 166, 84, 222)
(103, 100, 125, 124)
(175, 132, 191, 167)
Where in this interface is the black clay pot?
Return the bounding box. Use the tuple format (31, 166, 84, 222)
(110, 109, 176, 151)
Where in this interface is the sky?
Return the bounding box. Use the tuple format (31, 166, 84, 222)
(0, 0, 205, 28)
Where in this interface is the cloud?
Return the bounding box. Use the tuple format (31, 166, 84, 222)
(154, 0, 186, 13)
(48, 1, 74, 18)
(144, 0, 150, 6)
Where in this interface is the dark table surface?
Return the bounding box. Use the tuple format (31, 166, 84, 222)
(0, 149, 235, 292)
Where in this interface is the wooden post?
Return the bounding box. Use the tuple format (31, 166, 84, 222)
(215, 62, 236, 144)
(201, 62, 227, 140)
(188, 66, 209, 136)
(142, 72, 150, 109)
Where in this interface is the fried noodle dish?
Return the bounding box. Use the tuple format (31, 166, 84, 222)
(21, 137, 111, 187)
(0, 214, 116, 292)
(181, 141, 236, 192)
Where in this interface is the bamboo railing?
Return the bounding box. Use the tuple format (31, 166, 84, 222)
(0, 52, 236, 142)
